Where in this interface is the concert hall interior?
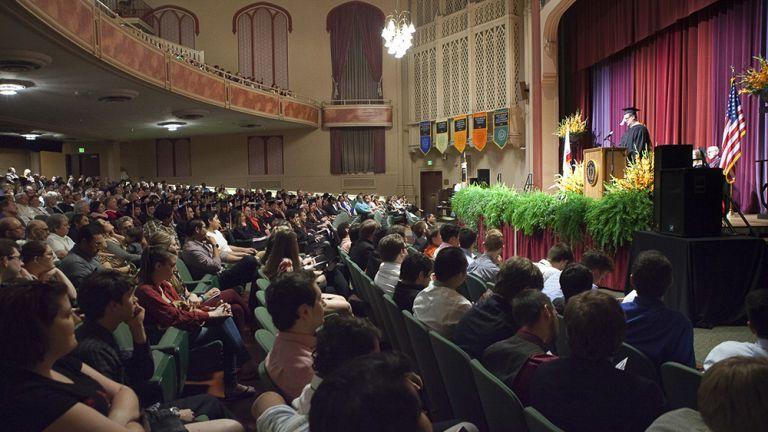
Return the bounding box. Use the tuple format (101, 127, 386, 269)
(1, 0, 768, 431)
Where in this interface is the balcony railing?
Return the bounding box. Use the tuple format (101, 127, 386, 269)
(101, 0, 152, 28)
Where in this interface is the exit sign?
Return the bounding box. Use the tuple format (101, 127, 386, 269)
(427, 160, 433, 166)
(78, 147, 85, 153)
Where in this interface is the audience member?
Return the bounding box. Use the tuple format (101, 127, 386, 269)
(466, 229, 503, 283)
(46, 213, 74, 259)
(622, 250, 695, 368)
(26, 219, 50, 242)
(374, 233, 407, 295)
(202, 212, 257, 263)
(581, 249, 615, 289)
(551, 263, 593, 314)
(143, 202, 180, 250)
(393, 252, 433, 312)
(0, 216, 25, 241)
(538, 243, 574, 300)
(337, 222, 351, 253)
(435, 223, 460, 255)
(20, 240, 76, 300)
(265, 270, 326, 400)
(0, 238, 25, 283)
(453, 256, 543, 358)
(411, 220, 428, 251)
(58, 223, 105, 288)
(482, 289, 558, 404)
(0, 198, 19, 219)
(68, 212, 89, 243)
(704, 289, 768, 369)
(458, 228, 477, 265)
(348, 219, 378, 270)
(413, 247, 471, 337)
(530, 291, 664, 432)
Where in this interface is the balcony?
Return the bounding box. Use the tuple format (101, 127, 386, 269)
(322, 99, 393, 129)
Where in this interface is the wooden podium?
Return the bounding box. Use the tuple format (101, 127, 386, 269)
(583, 148, 627, 199)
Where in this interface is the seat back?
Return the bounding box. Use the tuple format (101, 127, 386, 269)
(465, 273, 489, 302)
(469, 359, 527, 432)
(154, 327, 190, 395)
(383, 294, 416, 363)
(255, 306, 278, 335)
(524, 406, 564, 432)
(175, 259, 195, 284)
(147, 350, 178, 404)
(113, 323, 134, 351)
(255, 290, 267, 307)
(256, 278, 271, 291)
(369, 281, 398, 349)
(402, 311, 453, 421)
(254, 328, 276, 355)
(613, 342, 659, 383)
(660, 361, 703, 410)
(554, 314, 570, 357)
(429, 330, 487, 430)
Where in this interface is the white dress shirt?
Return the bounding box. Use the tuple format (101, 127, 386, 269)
(703, 338, 768, 370)
(207, 230, 233, 255)
(535, 259, 561, 284)
(413, 280, 472, 337)
(291, 375, 322, 415)
(47, 233, 75, 257)
(374, 261, 401, 295)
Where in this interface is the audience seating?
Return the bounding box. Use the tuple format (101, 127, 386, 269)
(256, 278, 271, 291)
(402, 310, 453, 422)
(255, 306, 278, 335)
(465, 273, 489, 303)
(175, 259, 215, 295)
(148, 350, 179, 404)
(153, 327, 223, 394)
(255, 290, 267, 307)
(660, 361, 703, 410)
(613, 342, 659, 384)
(257, 268, 269, 281)
(113, 323, 133, 351)
(429, 330, 488, 431)
(254, 329, 276, 355)
(469, 359, 527, 432)
(554, 315, 570, 357)
(382, 293, 417, 364)
(524, 407, 564, 432)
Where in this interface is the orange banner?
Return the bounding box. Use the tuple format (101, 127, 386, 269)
(471, 112, 488, 151)
(452, 115, 468, 153)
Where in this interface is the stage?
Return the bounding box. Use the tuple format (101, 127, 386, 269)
(727, 213, 768, 236)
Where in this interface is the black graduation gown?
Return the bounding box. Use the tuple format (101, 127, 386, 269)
(619, 124, 651, 160)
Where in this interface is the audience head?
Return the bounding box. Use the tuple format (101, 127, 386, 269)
(546, 243, 574, 270)
(386, 224, 407, 241)
(20, 240, 55, 274)
(513, 289, 558, 343)
(138, 246, 177, 284)
(411, 220, 427, 239)
(630, 250, 672, 299)
(494, 256, 544, 302)
(265, 229, 301, 276)
(439, 224, 460, 247)
(76, 223, 106, 257)
(746, 289, 768, 339)
(483, 229, 504, 255)
(399, 252, 433, 286)
(154, 203, 173, 223)
(0, 199, 18, 217)
(0, 280, 73, 368)
(72, 212, 89, 229)
(26, 219, 49, 242)
(698, 356, 768, 432)
(336, 222, 350, 241)
(266, 270, 324, 334)
(433, 247, 467, 289)
(309, 352, 428, 432)
(47, 214, 70, 237)
(458, 228, 477, 250)
(0, 239, 21, 281)
(78, 270, 137, 324)
(559, 263, 594, 303)
(125, 227, 144, 245)
(581, 249, 615, 286)
(186, 219, 206, 240)
(147, 231, 178, 254)
(379, 234, 407, 264)
(565, 291, 626, 360)
(0, 217, 24, 240)
(427, 226, 442, 246)
(359, 220, 379, 242)
(348, 223, 361, 244)
(313, 315, 381, 379)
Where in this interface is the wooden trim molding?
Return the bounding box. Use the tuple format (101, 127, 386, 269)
(18, 0, 96, 51)
(322, 104, 393, 129)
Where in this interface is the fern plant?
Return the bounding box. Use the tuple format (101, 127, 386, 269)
(451, 185, 486, 229)
(551, 193, 592, 244)
(481, 185, 518, 229)
(586, 189, 653, 250)
(508, 192, 558, 235)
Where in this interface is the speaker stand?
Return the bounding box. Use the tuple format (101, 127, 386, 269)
(723, 196, 757, 237)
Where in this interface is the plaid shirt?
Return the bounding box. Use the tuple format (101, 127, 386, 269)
(143, 219, 180, 250)
(73, 320, 154, 387)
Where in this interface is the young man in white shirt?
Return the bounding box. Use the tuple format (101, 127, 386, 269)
(704, 290, 768, 370)
(538, 243, 574, 301)
(459, 228, 477, 266)
(413, 247, 471, 337)
(202, 211, 256, 264)
(373, 234, 407, 295)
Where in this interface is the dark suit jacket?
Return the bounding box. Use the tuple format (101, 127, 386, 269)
(349, 240, 375, 270)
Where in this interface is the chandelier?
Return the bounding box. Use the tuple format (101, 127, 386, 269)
(381, 8, 415, 59)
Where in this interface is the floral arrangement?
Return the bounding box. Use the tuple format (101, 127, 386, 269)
(553, 161, 585, 195)
(607, 151, 654, 193)
(738, 57, 768, 96)
(555, 110, 588, 138)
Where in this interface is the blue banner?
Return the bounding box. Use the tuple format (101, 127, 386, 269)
(419, 121, 432, 155)
(493, 108, 509, 149)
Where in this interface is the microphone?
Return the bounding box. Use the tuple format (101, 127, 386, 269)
(603, 131, 614, 141)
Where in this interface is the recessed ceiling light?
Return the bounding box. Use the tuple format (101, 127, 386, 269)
(0, 83, 26, 96)
(21, 133, 41, 140)
(157, 121, 187, 132)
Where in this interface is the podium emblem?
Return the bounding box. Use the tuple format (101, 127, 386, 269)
(586, 160, 599, 186)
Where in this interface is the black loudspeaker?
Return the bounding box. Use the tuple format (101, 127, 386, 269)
(657, 168, 723, 237)
(653, 145, 693, 230)
(469, 177, 479, 185)
(477, 169, 491, 186)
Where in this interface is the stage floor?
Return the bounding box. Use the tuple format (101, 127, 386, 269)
(727, 213, 768, 236)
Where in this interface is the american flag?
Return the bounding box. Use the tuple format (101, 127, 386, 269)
(720, 81, 746, 182)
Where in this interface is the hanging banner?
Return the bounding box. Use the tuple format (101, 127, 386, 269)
(472, 112, 488, 152)
(419, 121, 432, 155)
(493, 108, 509, 149)
(435, 118, 449, 153)
(452, 115, 468, 153)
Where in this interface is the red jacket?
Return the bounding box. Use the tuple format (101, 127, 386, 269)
(136, 281, 209, 331)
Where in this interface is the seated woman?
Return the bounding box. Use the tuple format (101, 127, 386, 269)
(0, 280, 244, 432)
(20, 240, 77, 301)
(97, 219, 142, 265)
(147, 231, 252, 333)
(231, 210, 260, 241)
(89, 200, 109, 221)
(136, 247, 256, 400)
(423, 226, 442, 259)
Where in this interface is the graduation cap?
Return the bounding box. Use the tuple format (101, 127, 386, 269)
(622, 106, 640, 116)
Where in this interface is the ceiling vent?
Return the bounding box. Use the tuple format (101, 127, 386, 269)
(96, 89, 139, 103)
(0, 50, 52, 73)
(173, 109, 209, 120)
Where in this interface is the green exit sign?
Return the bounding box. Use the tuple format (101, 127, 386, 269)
(78, 147, 85, 153)
(427, 160, 433, 166)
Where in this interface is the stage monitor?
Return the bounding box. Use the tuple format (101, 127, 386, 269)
(653, 145, 693, 230)
(477, 169, 490, 186)
(657, 168, 723, 237)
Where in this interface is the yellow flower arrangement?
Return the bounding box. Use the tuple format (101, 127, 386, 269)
(553, 161, 585, 194)
(607, 151, 654, 193)
(738, 57, 768, 96)
(555, 111, 588, 138)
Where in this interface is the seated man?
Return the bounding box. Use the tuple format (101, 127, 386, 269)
(202, 211, 257, 264)
(373, 234, 407, 295)
(73, 271, 239, 426)
(704, 289, 768, 370)
(348, 219, 378, 270)
(292, 316, 381, 414)
(393, 252, 433, 312)
(458, 228, 477, 266)
(413, 247, 471, 337)
(539, 243, 574, 301)
(180, 219, 259, 293)
(0, 238, 25, 283)
(435, 223, 460, 256)
(453, 257, 543, 358)
(58, 223, 105, 289)
(531, 291, 664, 432)
(0, 216, 25, 242)
(26, 219, 49, 243)
(552, 263, 593, 314)
(142, 203, 180, 250)
(265, 270, 326, 400)
(466, 229, 503, 283)
(581, 249, 614, 289)
(622, 250, 695, 368)
(482, 289, 558, 405)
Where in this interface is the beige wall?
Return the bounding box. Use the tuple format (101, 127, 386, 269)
(0, 149, 32, 174)
(39, 151, 66, 178)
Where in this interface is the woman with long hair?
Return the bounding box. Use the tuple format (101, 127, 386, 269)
(262, 230, 303, 281)
(423, 226, 442, 259)
(136, 247, 256, 400)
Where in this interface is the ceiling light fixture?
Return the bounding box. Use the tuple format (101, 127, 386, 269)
(157, 121, 187, 132)
(381, 1, 415, 59)
(21, 133, 41, 140)
(0, 83, 26, 96)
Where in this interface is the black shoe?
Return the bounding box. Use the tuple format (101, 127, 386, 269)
(224, 384, 257, 401)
